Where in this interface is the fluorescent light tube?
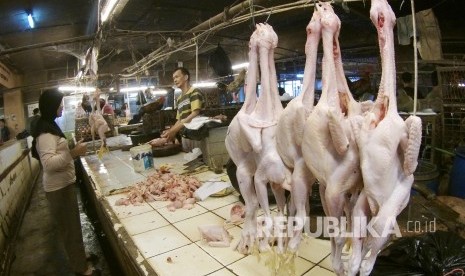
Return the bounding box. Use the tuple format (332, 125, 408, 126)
(58, 86, 96, 92)
(120, 86, 148, 92)
(231, 62, 249, 70)
(27, 13, 34, 28)
(152, 89, 167, 95)
(193, 82, 217, 88)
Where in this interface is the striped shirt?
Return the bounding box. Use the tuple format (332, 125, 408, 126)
(176, 87, 205, 120)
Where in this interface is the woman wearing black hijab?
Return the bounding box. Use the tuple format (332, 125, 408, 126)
(32, 89, 99, 275)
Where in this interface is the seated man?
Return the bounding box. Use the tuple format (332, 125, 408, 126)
(156, 67, 205, 152)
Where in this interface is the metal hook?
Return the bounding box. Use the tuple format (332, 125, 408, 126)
(400, 0, 406, 10)
(264, 8, 272, 23)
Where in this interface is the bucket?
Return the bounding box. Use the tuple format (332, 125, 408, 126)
(449, 147, 465, 198)
(412, 160, 439, 195)
(130, 144, 154, 172)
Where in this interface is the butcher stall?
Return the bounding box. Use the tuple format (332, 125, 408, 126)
(77, 134, 465, 276)
(77, 137, 337, 276)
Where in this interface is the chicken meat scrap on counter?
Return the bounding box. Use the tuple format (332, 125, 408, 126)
(115, 168, 201, 211)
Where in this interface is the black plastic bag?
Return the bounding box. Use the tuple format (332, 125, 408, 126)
(372, 231, 465, 276)
(181, 124, 211, 141)
(208, 44, 232, 77)
(181, 121, 224, 141)
(16, 129, 30, 139)
(31, 138, 40, 160)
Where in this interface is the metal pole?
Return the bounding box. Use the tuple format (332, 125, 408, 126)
(195, 40, 199, 83)
(411, 0, 418, 115)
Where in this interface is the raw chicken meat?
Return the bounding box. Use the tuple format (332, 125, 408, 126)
(229, 203, 245, 224)
(275, 9, 321, 252)
(89, 113, 109, 146)
(224, 26, 259, 255)
(198, 225, 232, 247)
(225, 23, 290, 254)
(243, 23, 291, 253)
(114, 168, 201, 211)
(347, 0, 422, 275)
(89, 89, 110, 157)
(301, 3, 365, 274)
(149, 137, 169, 147)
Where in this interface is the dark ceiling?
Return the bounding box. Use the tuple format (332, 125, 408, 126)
(1, 0, 464, 100)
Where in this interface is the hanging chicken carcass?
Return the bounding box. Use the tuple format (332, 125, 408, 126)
(300, 2, 366, 274)
(275, 9, 321, 252)
(225, 23, 291, 254)
(347, 0, 422, 275)
(89, 89, 110, 157)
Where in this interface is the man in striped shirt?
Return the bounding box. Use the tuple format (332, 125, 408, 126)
(161, 67, 205, 151)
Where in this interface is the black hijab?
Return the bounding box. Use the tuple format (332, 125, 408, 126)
(31, 89, 65, 159)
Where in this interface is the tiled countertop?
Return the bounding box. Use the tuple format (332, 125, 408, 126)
(80, 150, 336, 276)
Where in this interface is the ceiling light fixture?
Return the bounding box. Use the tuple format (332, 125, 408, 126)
(231, 62, 249, 70)
(152, 89, 168, 96)
(27, 11, 34, 28)
(58, 86, 96, 92)
(101, 0, 119, 22)
(193, 82, 217, 88)
(120, 85, 154, 92)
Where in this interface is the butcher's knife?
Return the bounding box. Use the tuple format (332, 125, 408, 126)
(184, 161, 204, 172)
(181, 166, 210, 176)
(183, 156, 203, 167)
(184, 159, 205, 171)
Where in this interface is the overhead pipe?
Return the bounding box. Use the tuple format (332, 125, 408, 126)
(0, 35, 94, 57)
(122, 0, 367, 75)
(0, 0, 131, 58)
(123, 0, 287, 74)
(189, 0, 367, 34)
(188, 0, 269, 34)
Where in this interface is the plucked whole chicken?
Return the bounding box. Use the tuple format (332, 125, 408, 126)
(225, 23, 291, 254)
(347, 0, 422, 275)
(89, 89, 110, 158)
(299, 2, 367, 274)
(275, 8, 321, 252)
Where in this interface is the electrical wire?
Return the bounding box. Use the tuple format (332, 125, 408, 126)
(120, 1, 317, 76)
(120, 0, 366, 77)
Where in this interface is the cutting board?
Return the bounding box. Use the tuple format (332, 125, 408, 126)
(152, 143, 182, 157)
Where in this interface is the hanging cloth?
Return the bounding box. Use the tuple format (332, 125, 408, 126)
(396, 15, 414, 46)
(396, 8, 443, 60)
(416, 9, 443, 60)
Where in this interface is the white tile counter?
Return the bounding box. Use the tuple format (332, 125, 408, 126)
(79, 149, 336, 276)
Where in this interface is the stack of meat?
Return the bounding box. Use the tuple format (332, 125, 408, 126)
(115, 168, 201, 211)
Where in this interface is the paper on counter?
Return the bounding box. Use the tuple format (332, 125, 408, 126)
(195, 181, 233, 201)
(184, 147, 202, 162)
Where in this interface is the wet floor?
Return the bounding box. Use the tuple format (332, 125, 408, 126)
(9, 172, 114, 276)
